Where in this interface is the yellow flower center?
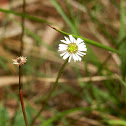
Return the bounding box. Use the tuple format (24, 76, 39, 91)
(67, 43, 78, 54)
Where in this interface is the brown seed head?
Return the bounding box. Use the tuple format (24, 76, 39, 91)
(12, 56, 27, 66)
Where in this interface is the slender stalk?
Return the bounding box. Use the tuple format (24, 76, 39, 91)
(30, 59, 68, 126)
(20, 0, 26, 56)
(19, 66, 29, 126)
(18, 1, 29, 126)
(19, 66, 22, 90)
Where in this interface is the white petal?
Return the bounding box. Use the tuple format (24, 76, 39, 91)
(58, 49, 65, 51)
(76, 54, 82, 61)
(58, 46, 67, 49)
(77, 51, 86, 56)
(58, 44, 68, 51)
(58, 48, 65, 51)
(58, 49, 66, 51)
(13, 62, 18, 64)
(60, 40, 69, 44)
(63, 53, 70, 60)
(78, 46, 87, 51)
(72, 54, 78, 62)
(59, 44, 67, 47)
(64, 36, 71, 44)
(77, 52, 83, 57)
(60, 52, 66, 57)
(68, 55, 72, 62)
(76, 38, 83, 44)
(58, 46, 67, 51)
(78, 43, 86, 47)
(69, 35, 75, 43)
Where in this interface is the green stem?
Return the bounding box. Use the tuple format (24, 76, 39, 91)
(30, 59, 68, 126)
(48, 25, 120, 54)
(0, 8, 49, 24)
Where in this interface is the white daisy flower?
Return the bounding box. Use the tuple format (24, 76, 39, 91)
(58, 35, 87, 62)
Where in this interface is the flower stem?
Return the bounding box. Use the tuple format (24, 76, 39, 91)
(18, 1, 29, 125)
(30, 59, 68, 126)
(19, 66, 29, 126)
(20, 0, 26, 56)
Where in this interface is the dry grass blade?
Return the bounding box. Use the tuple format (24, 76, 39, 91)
(0, 74, 118, 87)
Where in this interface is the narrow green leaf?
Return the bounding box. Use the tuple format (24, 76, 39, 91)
(0, 8, 49, 24)
(51, 0, 78, 35)
(110, 0, 120, 9)
(107, 119, 126, 125)
(119, 0, 126, 80)
(0, 57, 9, 72)
(41, 107, 92, 126)
(118, 0, 125, 41)
(13, 105, 34, 126)
(116, 74, 126, 87)
(0, 105, 9, 126)
(65, 0, 79, 34)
